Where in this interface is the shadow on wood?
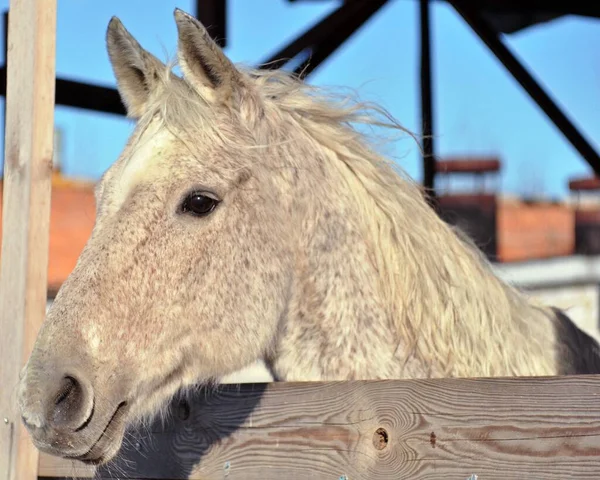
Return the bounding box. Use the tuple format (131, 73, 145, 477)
(103, 383, 267, 478)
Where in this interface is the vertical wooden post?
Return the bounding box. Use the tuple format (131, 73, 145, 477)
(0, 1, 56, 480)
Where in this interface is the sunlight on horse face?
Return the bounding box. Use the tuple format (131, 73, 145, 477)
(17, 10, 296, 465)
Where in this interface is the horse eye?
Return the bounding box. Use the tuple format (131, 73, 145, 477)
(180, 193, 219, 217)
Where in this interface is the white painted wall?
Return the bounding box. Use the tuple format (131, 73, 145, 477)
(520, 284, 599, 340)
(495, 255, 600, 341)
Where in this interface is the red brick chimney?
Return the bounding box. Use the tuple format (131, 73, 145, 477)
(436, 156, 575, 263)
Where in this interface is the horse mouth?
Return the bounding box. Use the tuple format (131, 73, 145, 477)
(66, 401, 129, 465)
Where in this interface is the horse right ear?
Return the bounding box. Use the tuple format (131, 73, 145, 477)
(106, 17, 166, 118)
(173, 9, 242, 106)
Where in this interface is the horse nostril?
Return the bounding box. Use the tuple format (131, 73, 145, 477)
(51, 375, 93, 430)
(55, 376, 77, 406)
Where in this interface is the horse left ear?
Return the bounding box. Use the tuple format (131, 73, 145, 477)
(173, 8, 242, 104)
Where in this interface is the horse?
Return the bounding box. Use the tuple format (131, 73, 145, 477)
(17, 8, 600, 467)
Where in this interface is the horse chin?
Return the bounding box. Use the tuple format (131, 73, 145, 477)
(70, 369, 209, 466)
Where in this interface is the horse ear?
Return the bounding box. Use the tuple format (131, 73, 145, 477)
(173, 8, 241, 104)
(106, 17, 166, 118)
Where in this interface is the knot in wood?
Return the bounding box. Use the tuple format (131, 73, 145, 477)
(176, 399, 190, 421)
(373, 427, 389, 450)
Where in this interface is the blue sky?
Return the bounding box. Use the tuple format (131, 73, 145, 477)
(0, 0, 598, 199)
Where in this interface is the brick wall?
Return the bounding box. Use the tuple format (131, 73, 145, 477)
(497, 199, 575, 263)
(0, 177, 96, 293)
(437, 194, 576, 263)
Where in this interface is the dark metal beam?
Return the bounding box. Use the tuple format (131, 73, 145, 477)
(259, 1, 385, 71)
(450, 0, 600, 176)
(0, 68, 125, 115)
(293, 0, 389, 79)
(458, 0, 600, 18)
(420, 0, 436, 206)
(0, 8, 123, 116)
(2, 11, 7, 140)
(1, 1, 381, 116)
(287, 0, 600, 19)
(195, 0, 227, 48)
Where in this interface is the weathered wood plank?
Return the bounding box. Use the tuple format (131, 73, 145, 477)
(0, 1, 56, 480)
(39, 375, 600, 479)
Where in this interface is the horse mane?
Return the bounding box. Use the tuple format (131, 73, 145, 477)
(143, 60, 558, 378)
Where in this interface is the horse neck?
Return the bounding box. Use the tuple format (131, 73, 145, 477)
(272, 147, 558, 380)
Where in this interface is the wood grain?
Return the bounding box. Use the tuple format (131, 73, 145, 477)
(39, 375, 600, 479)
(0, 1, 56, 480)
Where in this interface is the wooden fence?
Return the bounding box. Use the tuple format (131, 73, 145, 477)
(38, 375, 600, 479)
(2, 2, 600, 480)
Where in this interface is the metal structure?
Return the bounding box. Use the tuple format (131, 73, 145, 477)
(1, 0, 598, 203)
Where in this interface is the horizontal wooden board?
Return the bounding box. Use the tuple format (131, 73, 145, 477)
(39, 375, 600, 479)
